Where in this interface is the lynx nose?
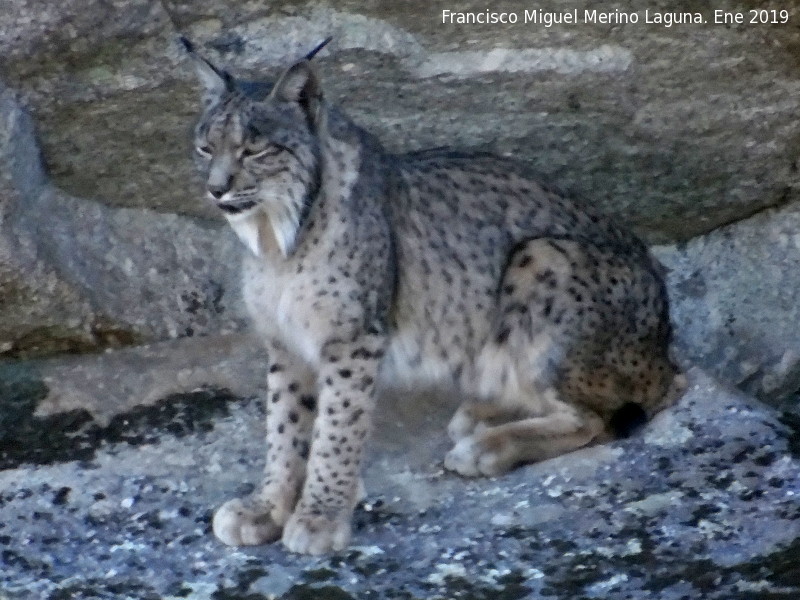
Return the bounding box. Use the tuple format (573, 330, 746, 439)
(207, 176, 233, 201)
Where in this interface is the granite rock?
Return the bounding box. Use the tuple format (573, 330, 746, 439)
(656, 201, 800, 406)
(0, 366, 798, 598)
(0, 82, 244, 357)
(1, 1, 800, 400)
(3, 1, 799, 240)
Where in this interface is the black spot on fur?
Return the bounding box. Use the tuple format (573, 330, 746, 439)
(609, 402, 647, 438)
(543, 297, 553, 318)
(495, 327, 511, 344)
(535, 269, 555, 283)
(298, 441, 309, 459)
(300, 395, 317, 411)
(347, 409, 364, 426)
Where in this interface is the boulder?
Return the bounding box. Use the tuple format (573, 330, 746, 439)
(0, 83, 243, 357)
(0, 5, 798, 426)
(3, 1, 799, 240)
(0, 366, 798, 598)
(657, 202, 800, 406)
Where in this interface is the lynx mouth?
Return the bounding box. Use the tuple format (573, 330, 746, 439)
(216, 199, 258, 215)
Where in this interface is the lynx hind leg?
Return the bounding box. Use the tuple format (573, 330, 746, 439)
(446, 237, 671, 476)
(543, 239, 683, 425)
(213, 347, 318, 546)
(499, 236, 679, 413)
(447, 402, 530, 443)
(445, 239, 593, 475)
(445, 403, 605, 477)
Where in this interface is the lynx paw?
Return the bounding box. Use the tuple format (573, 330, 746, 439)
(282, 509, 352, 555)
(447, 406, 487, 442)
(444, 435, 508, 477)
(212, 497, 282, 546)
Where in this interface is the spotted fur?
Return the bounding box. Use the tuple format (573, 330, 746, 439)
(184, 44, 684, 555)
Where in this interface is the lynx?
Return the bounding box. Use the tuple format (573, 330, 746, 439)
(183, 39, 684, 555)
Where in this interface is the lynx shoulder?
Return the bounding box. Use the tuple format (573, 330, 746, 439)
(183, 40, 685, 555)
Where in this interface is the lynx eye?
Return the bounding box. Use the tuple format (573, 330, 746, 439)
(195, 144, 212, 157)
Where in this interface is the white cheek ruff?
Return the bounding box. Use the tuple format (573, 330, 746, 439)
(226, 211, 263, 257)
(263, 197, 301, 257)
(224, 198, 302, 258)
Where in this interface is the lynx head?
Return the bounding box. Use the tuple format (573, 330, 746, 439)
(183, 38, 331, 257)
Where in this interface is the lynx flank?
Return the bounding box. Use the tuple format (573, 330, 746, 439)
(183, 41, 684, 555)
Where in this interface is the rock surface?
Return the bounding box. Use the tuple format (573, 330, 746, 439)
(1, 1, 800, 401)
(0, 365, 798, 599)
(3, 1, 799, 240)
(656, 202, 800, 406)
(0, 83, 244, 357)
(34, 333, 267, 425)
(1, 5, 800, 596)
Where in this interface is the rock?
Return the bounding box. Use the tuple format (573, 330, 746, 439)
(656, 201, 800, 405)
(3, 1, 799, 241)
(0, 83, 100, 356)
(34, 333, 267, 425)
(0, 84, 245, 357)
(1, 1, 800, 398)
(0, 367, 798, 598)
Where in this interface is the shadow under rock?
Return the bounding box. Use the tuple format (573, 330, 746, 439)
(0, 361, 244, 470)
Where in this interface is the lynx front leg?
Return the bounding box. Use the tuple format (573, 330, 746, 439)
(282, 337, 383, 555)
(213, 343, 317, 546)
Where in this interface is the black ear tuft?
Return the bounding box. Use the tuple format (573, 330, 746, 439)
(304, 36, 333, 61)
(179, 35, 195, 54)
(180, 35, 234, 100)
(220, 70, 235, 92)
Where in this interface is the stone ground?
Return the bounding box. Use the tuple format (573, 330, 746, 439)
(1, 356, 799, 600)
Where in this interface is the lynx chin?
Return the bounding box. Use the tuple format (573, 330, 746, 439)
(183, 39, 684, 555)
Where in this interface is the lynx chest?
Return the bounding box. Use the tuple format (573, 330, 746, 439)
(240, 237, 371, 367)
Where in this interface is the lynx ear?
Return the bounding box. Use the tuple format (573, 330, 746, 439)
(270, 60, 323, 127)
(180, 36, 234, 103)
